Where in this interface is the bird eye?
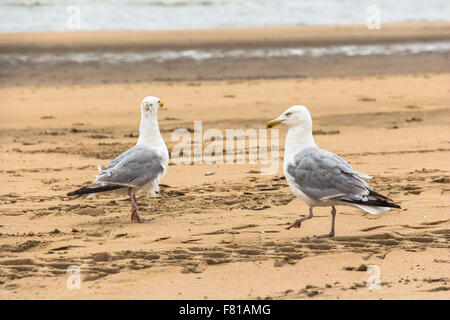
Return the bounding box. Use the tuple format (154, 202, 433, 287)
(286, 112, 292, 116)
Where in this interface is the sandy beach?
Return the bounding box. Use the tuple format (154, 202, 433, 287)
(0, 23, 449, 299)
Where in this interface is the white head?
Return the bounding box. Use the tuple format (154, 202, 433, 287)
(141, 96, 163, 118)
(266, 105, 312, 129)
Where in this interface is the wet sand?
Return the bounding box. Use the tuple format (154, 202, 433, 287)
(1, 22, 449, 86)
(0, 24, 449, 299)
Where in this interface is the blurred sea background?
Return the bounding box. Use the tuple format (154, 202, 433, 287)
(0, 0, 449, 33)
(1, 0, 449, 85)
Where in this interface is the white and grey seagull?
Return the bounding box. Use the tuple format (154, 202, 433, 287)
(67, 96, 169, 223)
(266, 105, 400, 238)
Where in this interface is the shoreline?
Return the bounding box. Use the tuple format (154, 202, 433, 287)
(1, 22, 449, 52)
(1, 22, 449, 86)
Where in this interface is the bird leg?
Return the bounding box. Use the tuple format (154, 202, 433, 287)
(286, 207, 313, 230)
(129, 189, 141, 222)
(128, 188, 153, 223)
(314, 206, 336, 238)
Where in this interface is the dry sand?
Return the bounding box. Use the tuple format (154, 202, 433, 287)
(0, 24, 449, 300)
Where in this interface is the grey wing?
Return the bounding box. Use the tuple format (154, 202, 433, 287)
(287, 147, 371, 202)
(105, 147, 135, 169)
(96, 146, 164, 188)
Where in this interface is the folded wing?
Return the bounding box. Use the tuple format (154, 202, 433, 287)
(287, 147, 399, 209)
(68, 145, 164, 196)
(96, 145, 164, 188)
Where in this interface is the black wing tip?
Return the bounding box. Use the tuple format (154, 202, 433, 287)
(390, 203, 401, 209)
(379, 201, 401, 209)
(341, 198, 401, 209)
(66, 187, 90, 197)
(369, 190, 392, 202)
(368, 190, 401, 209)
(66, 185, 123, 197)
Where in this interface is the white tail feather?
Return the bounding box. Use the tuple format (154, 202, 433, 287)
(354, 204, 391, 215)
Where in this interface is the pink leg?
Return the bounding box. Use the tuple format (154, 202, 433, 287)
(286, 207, 313, 230)
(128, 189, 153, 223)
(314, 206, 336, 238)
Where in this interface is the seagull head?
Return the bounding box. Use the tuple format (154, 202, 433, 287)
(141, 96, 163, 118)
(266, 105, 312, 129)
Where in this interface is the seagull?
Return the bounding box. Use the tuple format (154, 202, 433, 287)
(266, 105, 400, 237)
(67, 96, 169, 223)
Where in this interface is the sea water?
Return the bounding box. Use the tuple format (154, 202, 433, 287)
(0, 0, 448, 33)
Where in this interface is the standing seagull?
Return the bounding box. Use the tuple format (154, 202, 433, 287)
(266, 106, 400, 237)
(67, 96, 169, 223)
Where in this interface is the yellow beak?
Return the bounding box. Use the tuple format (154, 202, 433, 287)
(266, 119, 282, 128)
(159, 101, 164, 109)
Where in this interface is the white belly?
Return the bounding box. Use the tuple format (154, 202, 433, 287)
(137, 144, 169, 197)
(137, 173, 164, 197)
